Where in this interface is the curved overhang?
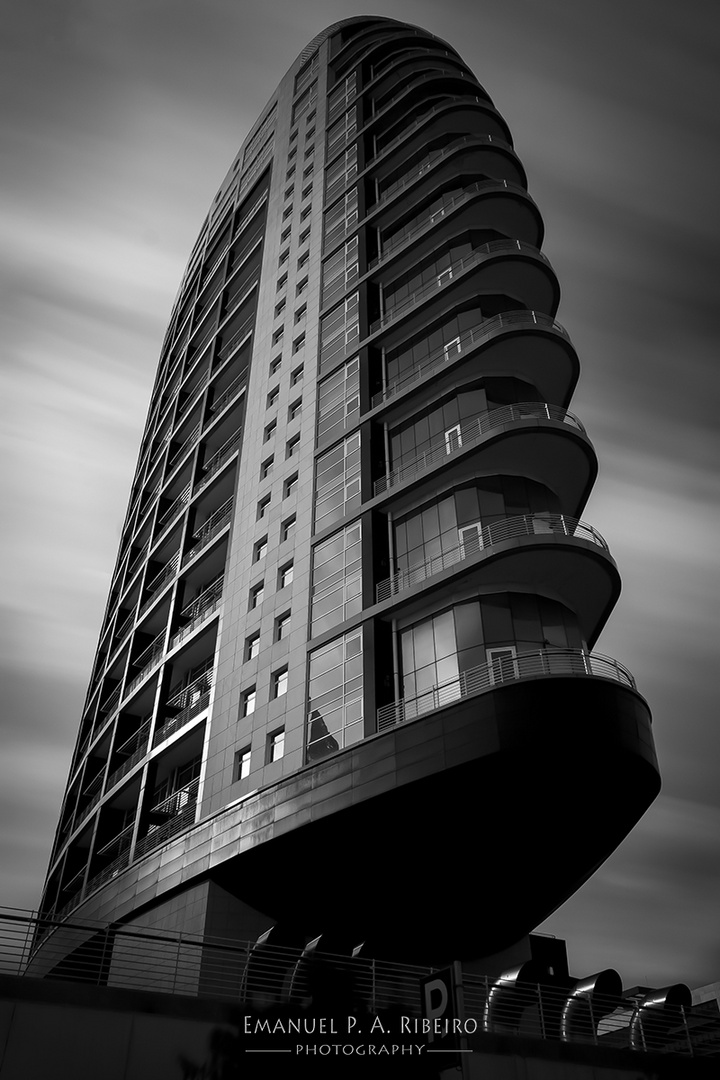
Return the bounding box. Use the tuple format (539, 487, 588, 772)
(373, 529, 621, 649)
(365, 137, 527, 212)
(369, 318, 581, 419)
(371, 420, 599, 521)
(32, 677, 657, 971)
(368, 245, 561, 348)
(369, 186, 545, 276)
(369, 101, 515, 176)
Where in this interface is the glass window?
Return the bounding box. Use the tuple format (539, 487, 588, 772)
(257, 496, 271, 520)
(316, 357, 360, 446)
(264, 420, 276, 441)
(242, 687, 256, 716)
(268, 728, 285, 762)
(234, 747, 252, 780)
(254, 537, 268, 561)
(311, 521, 362, 636)
(275, 612, 291, 641)
(321, 236, 359, 308)
(306, 629, 363, 761)
(314, 432, 361, 532)
(288, 398, 302, 421)
(284, 473, 298, 498)
(273, 668, 289, 698)
(249, 581, 264, 609)
(281, 516, 296, 542)
(319, 292, 359, 372)
(246, 633, 260, 660)
(279, 562, 294, 588)
(291, 364, 304, 385)
(286, 435, 300, 459)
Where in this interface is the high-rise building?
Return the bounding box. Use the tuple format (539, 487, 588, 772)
(38, 16, 660, 970)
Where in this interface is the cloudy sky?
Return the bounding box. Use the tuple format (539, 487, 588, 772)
(1, 0, 719, 990)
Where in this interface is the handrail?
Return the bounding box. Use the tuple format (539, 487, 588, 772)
(369, 95, 503, 168)
(370, 239, 550, 334)
(377, 515, 607, 602)
(167, 665, 215, 711)
(377, 648, 637, 729)
(182, 498, 234, 565)
(371, 310, 569, 408)
(4, 908, 716, 1059)
(373, 133, 508, 207)
(180, 575, 224, 621)
(210, 370, 248, 414)
(369, 178, 530, 268)
(374, 402, 585, 495)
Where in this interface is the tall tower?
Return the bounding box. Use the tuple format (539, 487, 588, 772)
(39, 17, 659, 968)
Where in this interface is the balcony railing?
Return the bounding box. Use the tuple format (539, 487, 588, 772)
(167, 422, 201, 470)
(368, 94, 501, 168)
(134, 780, 200, 860)
(182, 497, 233, 565)
(166, 666, 215, 712)
(217, 315, 254, 363)
(370, 178, 530, 268)
(373, 133, 508, 208)
(377, 648, 637, 730)
(210, 370, 248, 414)
(197, 429, 243, 488)
(370, 240, 551, 335)
(157, 483, 191, 530)
(372, 310, 569, 408)
(377, 515, 607, 602)
(374, 402, 585, 496)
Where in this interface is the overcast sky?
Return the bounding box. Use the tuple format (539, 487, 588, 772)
(1, 0, 719, 990)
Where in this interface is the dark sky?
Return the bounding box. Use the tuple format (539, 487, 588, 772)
(1, 0, 719, 989)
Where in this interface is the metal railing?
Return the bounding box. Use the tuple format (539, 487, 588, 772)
(371, 310, 569, 408)
(1, 909, 718, 1058)
(182, 497, 233, 564)
(374, 402, 585, 495)
(210, 370, 248, 414)
(157, 483, 191, 530)
(199, 429, 243, 484)
(370, 239, 551, 334)
(153, 693, 210, 748)
(373, 133, 508, 207)
(377, 648, 637, 730)
(168, 422, 201, 470)
(368, 94, 501, 168)
(370, 178, 530, 267)
(377, 515, 607, 602)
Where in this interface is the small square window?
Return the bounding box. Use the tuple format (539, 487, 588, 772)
(282, 205, 293, 221)
(284, 473, 299, 498)
(278, 250, 289, 267)
(277, 272, 288, 290)
(288, 398, 302, 421)
(264, 420, 276, 441)
(291, 364, 304, 385)
(280, 226, 291, 244)
(300, 205, 312, 222)
(299, 227, 310, 246)
(249, 581, 264, 609)
(281, 516, 296, 543)
(292, 333, 305, 354)
(303, 163, 314, 180)
(302, 184, 312, 200)
(284, 185, 294, 200)
(306, 126, 316, 141)
(257, 496, 271, 521)
(289, 128, 298, 143)
(260, 456, 274, 480)
(307, 110, 316, 124)
(242, 687, 257, 716)
(267, 386, 280, 408)
(287, 154, 296, 168)
(271, 327, 284, 347)
(234, 746, 252, 781)
(269, 357, 282, 376)
(245, 633, 260, 660)
(275, 612, 291, 641)
(296, 277, 308, 296)
(272, 668, 289, 699)
(286, 434, 300, 459)
(274, 298, 286, 318)
(267, 728, 285, 762)
(297, 251, 309, 270)
(294, 304, 306, 324)
(254, 536, 268, 561)
(279, 562, 294, 588)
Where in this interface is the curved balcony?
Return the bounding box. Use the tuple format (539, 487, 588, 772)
(368, 95, 510, 170)
(370, 240, 556, 337)
(371, 135, 524, 210)
(371, 311, 575, 412)
(377, 514, 607, 602)
(370, 179, 540, 271)
(375, 402, 585, 496)
(378, 647, 636, 730)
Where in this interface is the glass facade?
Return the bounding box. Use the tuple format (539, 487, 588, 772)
(307, 630, 363, 761)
